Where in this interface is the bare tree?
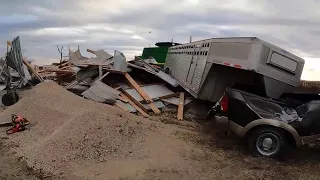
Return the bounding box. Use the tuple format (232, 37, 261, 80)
(57, 45, 64, 66)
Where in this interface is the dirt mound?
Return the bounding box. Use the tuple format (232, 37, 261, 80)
(0, 82, 151, 177)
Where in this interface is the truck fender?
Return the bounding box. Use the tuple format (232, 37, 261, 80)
(229, 119, 303, 146)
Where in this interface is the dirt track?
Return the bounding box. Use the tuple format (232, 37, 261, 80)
(1, 82, 320, 179)
(2, 116, 320, 180)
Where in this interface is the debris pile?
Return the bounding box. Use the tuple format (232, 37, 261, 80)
(0, 36, 44, 106)
(37, 47, 194, 120)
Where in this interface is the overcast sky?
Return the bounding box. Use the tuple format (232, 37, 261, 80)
(0, 0, 320, 80)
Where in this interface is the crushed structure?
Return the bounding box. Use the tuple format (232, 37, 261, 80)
(36, 47, 194, 120)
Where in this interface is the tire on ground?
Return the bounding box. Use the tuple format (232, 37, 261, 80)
(247, 126, 288, 158)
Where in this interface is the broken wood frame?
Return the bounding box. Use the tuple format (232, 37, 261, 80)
(106, 69, 161, 114)
(119, 93, 148, 118)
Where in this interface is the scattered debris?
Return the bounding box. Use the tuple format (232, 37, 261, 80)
(34, 46, 194, 120)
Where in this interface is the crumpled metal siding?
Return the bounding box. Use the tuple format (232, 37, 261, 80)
(82, 81, 120, 104)
(5, 36, 32, 87)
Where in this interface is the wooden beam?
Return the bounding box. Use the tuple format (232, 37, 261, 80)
(118, 95, 129, 103)
(148, 103, 161, 114)
(177, 92, 185, 120)
(124, 73, 151, 103)
(124, 73, 161, 114)
(22, 59, 44, 82)
(120, 93, 148, 118)
(94, 72, 110, 83)
(120, 89, 148, 113)
(159, 92, 180, 100)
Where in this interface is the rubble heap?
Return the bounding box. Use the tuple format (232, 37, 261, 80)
(37, 47, 194, 120)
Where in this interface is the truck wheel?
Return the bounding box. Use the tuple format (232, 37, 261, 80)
(247, 127, 287, 158)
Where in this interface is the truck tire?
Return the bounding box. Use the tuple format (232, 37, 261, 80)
(247, 127, 287, 158)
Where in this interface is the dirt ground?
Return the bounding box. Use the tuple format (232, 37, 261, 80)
(1, 114, 320, 180)
(1, 83, 320, 180)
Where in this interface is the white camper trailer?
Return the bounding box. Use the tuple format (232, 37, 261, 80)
(164, 37, 305, 102)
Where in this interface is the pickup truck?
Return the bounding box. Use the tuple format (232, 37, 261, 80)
(208, 88, 320, 158)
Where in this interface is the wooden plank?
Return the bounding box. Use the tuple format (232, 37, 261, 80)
(118, 95, 129, 103)
(124, 73, 161, 114)
(114, 101, 129, 112)
(120, 89, 148, 113)
(22, 59, 44, 82)
(124, 73, 151, 103)
(148, 103, 161, 114)
(120, 94, 148, 118)
(93, 72, 110, 84)
(159, 92, 180, 100)
(177, 92, 185, 120)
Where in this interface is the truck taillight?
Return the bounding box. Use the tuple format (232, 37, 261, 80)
(220, 95, 229, 112)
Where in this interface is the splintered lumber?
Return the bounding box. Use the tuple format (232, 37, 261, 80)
(177, 92, 185, 120)
(124, 73, 161, 114)
(124, 73, 151, 102)
(120, 93, 148, 118)
(120, 89, 148, 113)
(22, 59, 44, 82)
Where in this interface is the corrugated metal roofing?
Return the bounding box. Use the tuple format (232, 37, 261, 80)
(82, 81, 120, 104)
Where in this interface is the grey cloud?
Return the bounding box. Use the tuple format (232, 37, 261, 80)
(0, 0, 319, 72)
